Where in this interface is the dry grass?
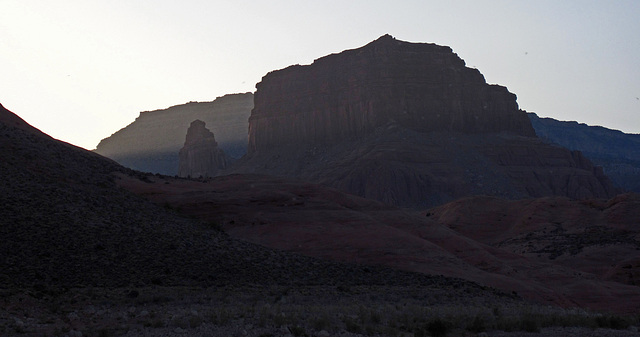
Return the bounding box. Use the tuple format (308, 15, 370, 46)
(1, 285, 637, 336)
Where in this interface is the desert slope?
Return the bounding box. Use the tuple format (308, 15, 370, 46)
(119, 172, 640, 314)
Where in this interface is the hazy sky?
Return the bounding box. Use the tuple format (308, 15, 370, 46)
(1, 1, 639, 150)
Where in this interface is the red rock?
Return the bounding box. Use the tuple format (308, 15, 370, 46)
(236, 36, 618, 207)
(248, 35, 535, 153)
(234, 129, 618, 207)
(178, 120, 230, 178)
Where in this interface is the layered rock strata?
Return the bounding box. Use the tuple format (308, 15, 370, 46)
(235, 130, 618, 208)
(236, 35, 617, 207)
(248, 34, 535, 153)
(178, 120, 229, 178)
(95, 93, 252, 175)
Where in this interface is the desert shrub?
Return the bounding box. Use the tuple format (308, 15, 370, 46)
(414, 318, 451, 337)
(273, 312, 287, 327)
(343, 317, 362, 334)
(209, 309, 232, 325)
(596, 315, 630, 330)
(189, 315, 203, 328)
(496, 317, 520, 332)
(428, 318, 451, 337)
(150, 318, 165, 328)
(171, 316, 189, 329)
(520, 318, 540, 332)
(312, 314, 331, 331)
(370, 310, 382, 324)
(288, 325, 307, 337)
(466, 315, 487, 333)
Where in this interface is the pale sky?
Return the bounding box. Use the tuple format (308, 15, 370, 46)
(1, 0, 639, 150)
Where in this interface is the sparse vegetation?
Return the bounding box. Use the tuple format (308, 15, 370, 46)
(1, 276, 639, 336)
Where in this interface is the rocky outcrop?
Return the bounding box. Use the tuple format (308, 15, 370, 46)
(529, 112, 640, 192)
(178, 120, 229, 178)
(248, 34, 535, 153)
(235, 36, 617, 207)
(95, 93, 252, 175)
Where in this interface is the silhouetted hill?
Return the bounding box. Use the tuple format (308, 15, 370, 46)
(529, 112, 640, 192)
(5, 103, 540, 336)
(0, 103, 458, 289)
(95, 93, 252, 175)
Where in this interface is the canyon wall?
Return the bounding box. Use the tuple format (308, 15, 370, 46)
(234, 36, 617, 207)
(248, 34, 535, 153)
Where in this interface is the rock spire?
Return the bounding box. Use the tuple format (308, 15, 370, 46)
(178, 120, 229, 178)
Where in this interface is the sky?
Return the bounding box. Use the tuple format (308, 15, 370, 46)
(1, 1, 639, 150)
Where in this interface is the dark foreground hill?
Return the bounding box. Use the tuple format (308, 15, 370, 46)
(529, 112, 640, 192)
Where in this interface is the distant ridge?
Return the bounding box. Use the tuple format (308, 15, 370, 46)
(529, 112, 640, 192)
(95, 93, 253, 175)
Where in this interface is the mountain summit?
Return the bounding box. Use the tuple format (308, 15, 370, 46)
(248, 34, 535, 153)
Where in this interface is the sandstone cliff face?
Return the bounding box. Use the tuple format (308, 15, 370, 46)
(178, 120, 229, 178)
(248, 34, 535, 153)
(234, 130, 618, 208)
(472, 135, 618, 199)
(234, 36, 617, 207)
(95, 93, 252, 175)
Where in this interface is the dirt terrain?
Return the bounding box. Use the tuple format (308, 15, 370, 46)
(118, 173, 640, 315)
